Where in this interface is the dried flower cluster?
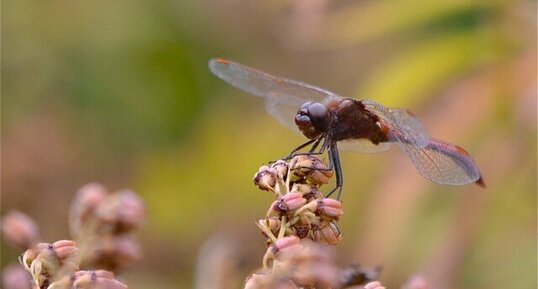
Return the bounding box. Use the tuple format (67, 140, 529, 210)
(69, 183, 145, 271)
(248, 155, 380, 289)
(254, 156, 342, 247)
(1, 183, 146, 289)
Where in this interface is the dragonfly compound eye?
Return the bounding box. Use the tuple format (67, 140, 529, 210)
(307, 103, 329, 132)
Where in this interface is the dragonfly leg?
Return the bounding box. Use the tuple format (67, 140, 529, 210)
(325, 143, 343, 200)
(283, 136, 326, 160)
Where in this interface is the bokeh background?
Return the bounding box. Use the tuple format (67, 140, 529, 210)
(2, 1, 536, 288)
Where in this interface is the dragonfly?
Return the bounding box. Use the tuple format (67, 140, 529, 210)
(209, 58, 484, 198)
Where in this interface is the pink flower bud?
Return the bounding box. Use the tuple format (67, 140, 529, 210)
(365, 281, 386, 289)
(403, 274, 429, 289)
(244, 273, 270, 289)
(267, 193, 307, 217)
(2, 264, 32, 289)
(73, 270, 127, 289)
(1, 210, 40, 250)
(52, 240, 78, 259)
(281, 193, 307, 211)
(69, 183, 108, 237)
(84, 235, 141, 271)
(20, 240, 79, 288)
(318, 198, 344, 219)
(274, 236, 300, 251)
(95, 190, 146, 234)
(48, 270, 127, 289)
(266, 200, 281, 218)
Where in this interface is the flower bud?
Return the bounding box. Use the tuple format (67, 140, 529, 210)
(48, 270, 127, 289)
(266, 200, 281, 218)
(281, 193, 307, 211)
(317, 198, 344, 220)
(308, 169, 334, 185)
(273, 236, 301, 253)
(271, 160, 289, 179)
(95, 190, 146, 234)
(339, 264, 381, 287)
(69, 183, 108, 238)
(265, 217, 281, 235)
(1, 210, 40, 250)
(267, 193, 307, 217)
(244, 273, 270, 289)
(402, 274, 429, 289)
(292, 225, 310, 239)
(245, 273, 299, 289)
(52, 240, 79, 259)
(275, 241, 338, 288)
(313, 221, 342, 245)
(2, 264, 32, 289)
(365, 281, 386, 289)
(290, 156, 333, 185)
(254, 166, 278, 191)
(291, 184, 323, 201)
(289, 155, 314, 180)
(20, 240, 79, 288)
(84, 235, 141, 271)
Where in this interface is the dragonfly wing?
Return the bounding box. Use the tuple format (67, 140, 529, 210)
(398, 139, 482, 185)
(209, 58, 340, 106)
(265, 97, 301, 133)
(337, 138, 392, 154)
(361, 99, 430, 148)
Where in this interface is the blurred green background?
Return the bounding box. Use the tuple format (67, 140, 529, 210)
(2, 1, 536, 288)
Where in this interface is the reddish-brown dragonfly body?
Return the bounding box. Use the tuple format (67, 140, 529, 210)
(209, 58, 484, 197)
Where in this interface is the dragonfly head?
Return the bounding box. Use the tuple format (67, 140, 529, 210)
(295, 102, 330, 139)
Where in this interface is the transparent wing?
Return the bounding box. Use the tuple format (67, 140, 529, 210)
(209, 58, 340, 108)
(398, 139, 482, 185)
(361, 99, 430, 148)
(265, 98, 302, 133)
(337, 138, 392, 153)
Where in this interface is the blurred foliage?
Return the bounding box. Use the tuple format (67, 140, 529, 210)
(2, 1, 536, 289)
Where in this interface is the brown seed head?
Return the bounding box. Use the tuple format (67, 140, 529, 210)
(253, 166, 279, 192)
(1, 210, 40, 250)
(314, 221, 342, 245)
(271, 160, 289, 179)
(289, 156, 333, 185)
